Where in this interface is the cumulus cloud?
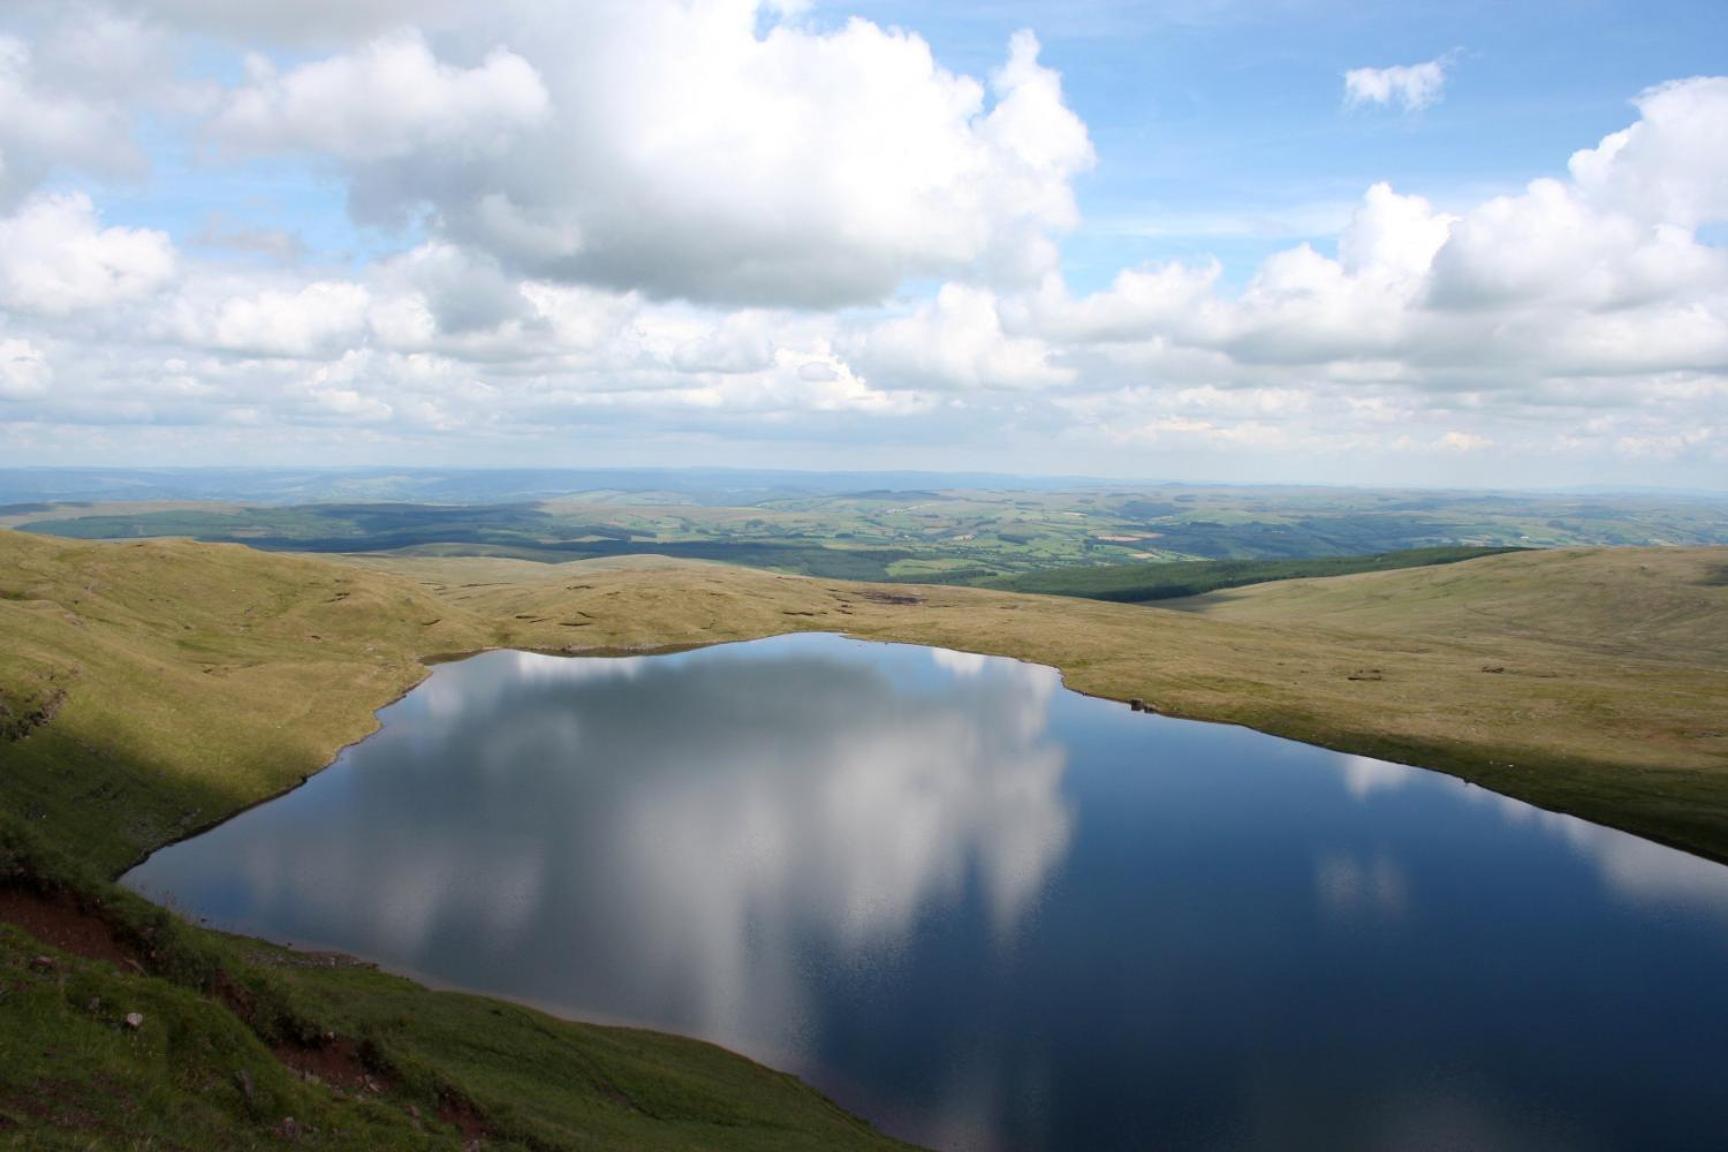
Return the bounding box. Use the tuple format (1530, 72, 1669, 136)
(212, 31, 549, 160)
(1343, 55, 1452, 112)
(197, 280, 373, 357)
(0, 2, 1723, 485)
(1039, 182, 1456, 366)
(371, 241, 532, 337)
(1427, 180, 1724, 312)
(0, 32, 145, 202)
(204, 4, 1092, 308)
(996, 76, 1726, 477)
(1026, 259, 1226, 345)
(114, 0, 469, 43)
(0, 191, 175, 315)
(1568, 77, 1728, 228)
(849, 283, 1071, 390)
(31, 7, 172, 101)
(1050, 75, 1728, 385)
(0, 337, 50, 398)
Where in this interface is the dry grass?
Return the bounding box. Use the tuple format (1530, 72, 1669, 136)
(0, 535, 485, 872)
(1177, 546, 1728, 665)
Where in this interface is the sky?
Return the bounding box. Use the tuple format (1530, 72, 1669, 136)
(0, 0, 1725, 489)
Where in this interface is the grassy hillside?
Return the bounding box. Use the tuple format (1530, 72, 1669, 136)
(0, 535, 486, 872)
(982, 546, 1517, 602)
(0, 831, 918, 1152)
(4, 531, 1728, 1147)
(1172, 546, 1728, 666)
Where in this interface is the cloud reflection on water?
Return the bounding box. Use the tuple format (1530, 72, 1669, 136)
(1330, 752, 1728, 920)
(124, 637, 1728, 1152)
(159, 639, 1075, 1067)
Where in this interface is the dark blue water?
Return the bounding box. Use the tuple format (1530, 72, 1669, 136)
(124, 634, 1728, 1151)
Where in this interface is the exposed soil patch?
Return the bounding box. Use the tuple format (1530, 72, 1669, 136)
(855, 589, 923, 606)
(0, 887, 134, 968)
(0, 888, 401, 1115)
(210, 967, 257, 1023)
(274, 1035, 391, 1097)
(436, 1087, 493, 1141)
(0, 1081, 95, 1129)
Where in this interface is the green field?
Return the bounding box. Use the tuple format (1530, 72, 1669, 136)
(10, 481, 1727, 584)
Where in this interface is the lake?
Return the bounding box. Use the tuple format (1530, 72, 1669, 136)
(123, 634, 1728, 1151)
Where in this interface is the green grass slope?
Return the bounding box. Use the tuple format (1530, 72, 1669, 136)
(0, 534, 486, 873)
(981, 546, 1517, 602)
(0, 829, 916, 1152)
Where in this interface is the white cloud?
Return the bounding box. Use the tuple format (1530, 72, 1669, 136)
(33, 8, 172, 101)
(212, 31, 549, 160)
(372, 241, 532, 336)
(671, 312, 778, 376)
(0, 2, 1722, 486)
(0, 191, 175, 315)
(850, 283, 1071, 390)
(119, 0, 469, 43)
(1049, 75, 1728, 388)
(1439, 430, 1491, 452)
(0, 33, 145, 202)
(1028, 259, 1226, 344)
(0, 337, 49, 398)
(198, 280, 373, 357)
(1343, 55, 1452, 112)
(204, 4, 1092, 308)
(1568, 77, 1728, 228)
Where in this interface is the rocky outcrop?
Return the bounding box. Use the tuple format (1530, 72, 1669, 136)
(0, 685, 67, 743)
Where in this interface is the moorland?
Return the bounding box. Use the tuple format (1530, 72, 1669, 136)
(3, 474, 1727, 1149)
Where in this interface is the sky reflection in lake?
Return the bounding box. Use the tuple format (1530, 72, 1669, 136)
(127, 634, 1728, 1152)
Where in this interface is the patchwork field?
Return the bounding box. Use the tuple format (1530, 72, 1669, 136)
(9, 478, 1728, 583)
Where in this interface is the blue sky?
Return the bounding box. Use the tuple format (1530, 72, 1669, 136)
(0, 0, 1724, 487)
(880, 0, 1728, 287)
(101, 1, 1728, 284)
